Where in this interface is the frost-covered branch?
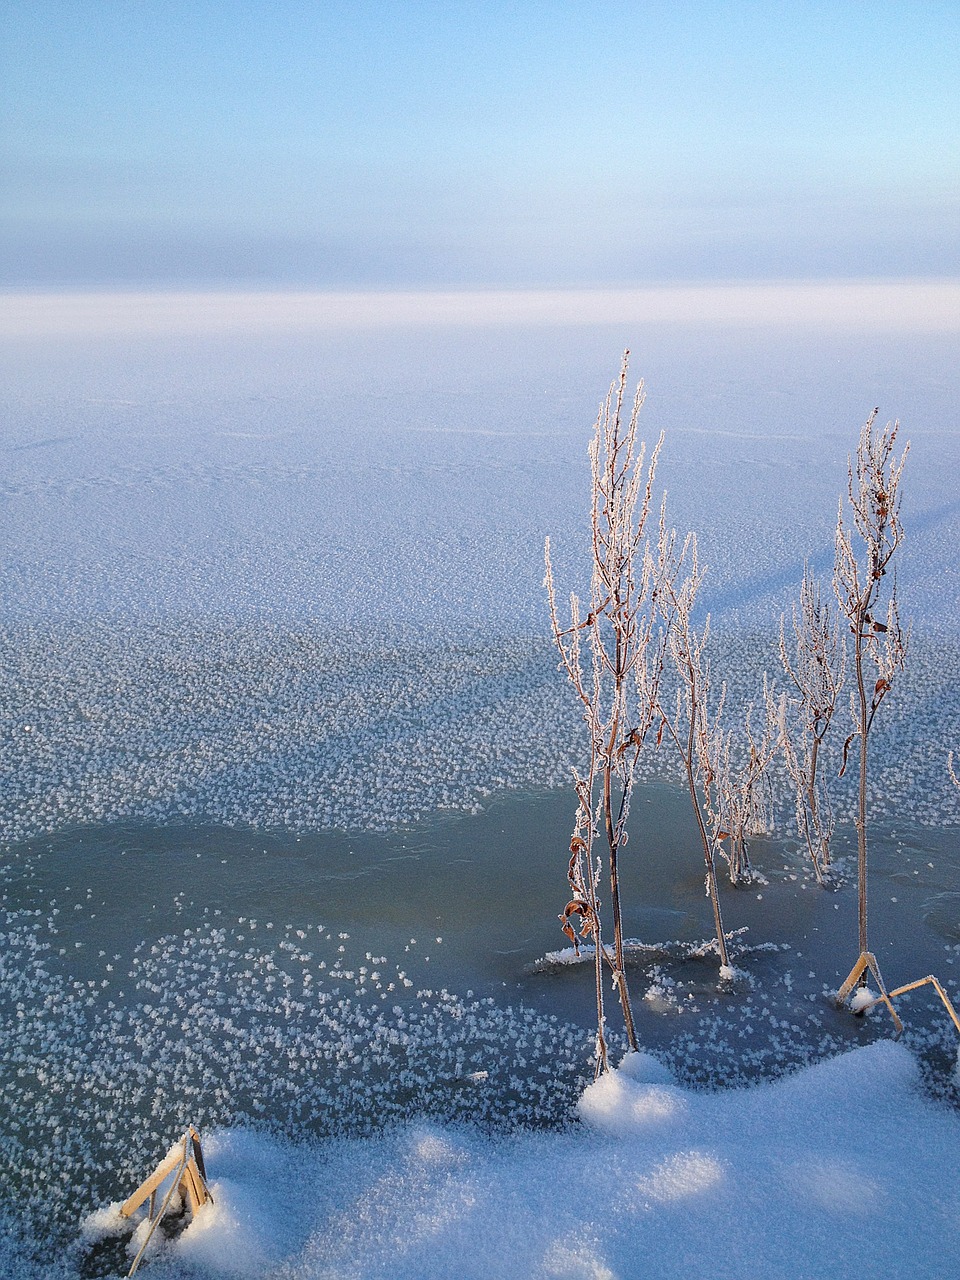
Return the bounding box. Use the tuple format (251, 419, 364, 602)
(545, 352, 665, 1063)
(654, 525, 732, 972)
(834, 410, 909, 958)
(712, 687, 778, 886)
(777, 567, 845, 884)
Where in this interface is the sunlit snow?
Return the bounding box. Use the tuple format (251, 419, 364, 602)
(78, 1042, 960, 1280)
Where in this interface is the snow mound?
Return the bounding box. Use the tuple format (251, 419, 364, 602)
(114, 1041, 960, 1280)
(577, 1051, 684, 1134)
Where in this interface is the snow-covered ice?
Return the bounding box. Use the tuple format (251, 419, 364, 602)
(2, 296, 960, 1277)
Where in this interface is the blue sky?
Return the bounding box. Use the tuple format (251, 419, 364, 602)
(2, 1, 959, 288)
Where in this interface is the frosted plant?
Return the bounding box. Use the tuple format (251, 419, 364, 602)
(777, 567, 845, 885)
(654, 526, 732, 972)
(950, 752, 960, 793)
(833, 410, 909, 1013)
(545, 353, 667, 1067)
(710, 686, 778, 885)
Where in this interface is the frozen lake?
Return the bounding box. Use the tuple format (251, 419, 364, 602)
(2, 288, 959, 1274)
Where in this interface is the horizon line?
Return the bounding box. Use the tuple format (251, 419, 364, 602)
(3, 277, 959, 337)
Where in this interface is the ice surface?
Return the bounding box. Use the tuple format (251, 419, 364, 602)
(1, 310, 959, 842)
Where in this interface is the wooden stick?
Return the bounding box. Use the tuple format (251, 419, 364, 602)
(180, 1163, 199, 1215)
(189, 1127, 207, 1184)
(835, 952, 870, 1007)
(121, 1147, 184, 1219)
(181, 1159, 209, 1214)
(189, 1157, 214, 1207)
(865, 974, 960, 1035)
(117, 1123, 212, 1275)
(836, 950, 903, 1034)
(127, 1139, 188, 1277)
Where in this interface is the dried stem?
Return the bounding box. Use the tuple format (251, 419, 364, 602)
(712, 687, 778, 885)
(777, 567, 845, 884)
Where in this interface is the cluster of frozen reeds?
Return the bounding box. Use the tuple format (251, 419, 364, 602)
(542, 356, 960, 1072)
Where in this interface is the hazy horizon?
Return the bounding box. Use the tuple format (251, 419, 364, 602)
(4, 279, 960, 340)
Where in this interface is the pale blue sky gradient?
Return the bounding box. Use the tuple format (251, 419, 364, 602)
(2, 1, 959, 287)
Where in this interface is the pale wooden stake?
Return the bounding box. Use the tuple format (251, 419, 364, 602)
(861, 973, 960, 1036)
(120, 1146, 184, 1220)
(126, 1141, 188, 1278)
(118, 1128, 213, 1277)
(835, 951, 903, 1035)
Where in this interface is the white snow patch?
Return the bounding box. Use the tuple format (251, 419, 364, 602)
(633, 1150, 726, 1203)
(615, 1050, 674, 1085)
(123, 1040, 960, 1280)
(577, 1073, 689, 1134)
(850, 986, 878, 1013)
(79, 1200, 127, 1241)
